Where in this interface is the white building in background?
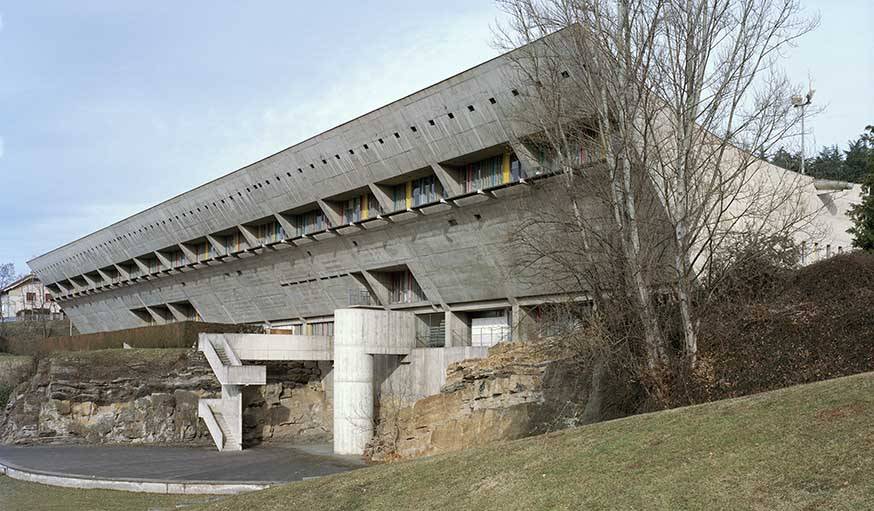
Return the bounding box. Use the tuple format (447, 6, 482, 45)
(0, 274, 65, 321)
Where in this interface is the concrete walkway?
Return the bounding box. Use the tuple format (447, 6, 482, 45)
(0, 443, 365, 494)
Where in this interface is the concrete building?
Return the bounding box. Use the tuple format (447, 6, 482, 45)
(26, 36, 860, 454)
(0, 274, 65, 322)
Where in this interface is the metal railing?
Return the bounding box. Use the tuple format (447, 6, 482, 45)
(348, 289, 376, 306)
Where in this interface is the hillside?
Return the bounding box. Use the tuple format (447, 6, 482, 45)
(196, 371, 874, 511)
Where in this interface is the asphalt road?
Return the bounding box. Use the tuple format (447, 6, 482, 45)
(0, 443, 364, 484)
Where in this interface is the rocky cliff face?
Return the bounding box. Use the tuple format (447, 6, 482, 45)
(0, 356, 34, 388)
(0, 349, 219, 445)
(365, 341, 592, 462)
(242, 361, 332, 445)
(0, 350, 332, 447)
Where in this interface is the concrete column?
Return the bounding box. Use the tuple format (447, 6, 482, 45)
(333, 345, 374, 455)
(332, 308, 416, 455)
(445, 310, 470, 347)
(512, 304, 537, 342)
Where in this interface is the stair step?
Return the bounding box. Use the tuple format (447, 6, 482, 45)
(209, 408, 238, 449)
(210, 342, 232, 366)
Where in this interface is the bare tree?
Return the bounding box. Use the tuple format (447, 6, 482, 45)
(495, 0, 820, 403)
(0, 263, 17, 290)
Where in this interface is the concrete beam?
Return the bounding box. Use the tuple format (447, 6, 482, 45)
(132, 257, 150, 275)
(113, 264, 130, 281)
(317, 200, 343, 228)
(236, 225, 260, 249)
(178, 243, 198, 264)
(154, 251, 173, 271)
(166, 302, 188, 322)
(430, 162, 464, 196)
(509, 140, 541, 176)
(217, 334, 334, 361)
(205, 235, 226, 257)
(273, 213, 296, 239)
(367, 183, 394, 213)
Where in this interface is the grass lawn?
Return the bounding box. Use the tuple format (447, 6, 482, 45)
(0, 475, 219, 511)
(194, 371, 874, 511)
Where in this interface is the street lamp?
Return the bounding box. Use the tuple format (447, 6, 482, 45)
(791, 87, 815, 175)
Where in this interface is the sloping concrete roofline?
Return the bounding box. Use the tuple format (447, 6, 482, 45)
(27, 28, 567, 267)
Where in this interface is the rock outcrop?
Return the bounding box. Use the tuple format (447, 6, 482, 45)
(242, 361, 332, 445)
(365, 341, 591, 461)
(0, 355, 34, 388)
(0, 349, 219, 445)
(0, 350, 332, 447)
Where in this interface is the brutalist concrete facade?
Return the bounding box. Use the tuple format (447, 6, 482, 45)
(28, 49, 566, 336)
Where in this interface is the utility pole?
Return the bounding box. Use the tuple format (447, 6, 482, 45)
(791, 86, 815, 175)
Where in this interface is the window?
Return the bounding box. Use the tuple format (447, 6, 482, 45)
(255, 221, 284, 244)
(292, 209, 331, 236)
(147, 258, 161, 274)
(306, 321, 334, 336)
(194, 241, 213, 262)
(223, 231, 248, 253)
(388, 270, 426, 304)
(462, 151, 523, 193)
(537, 142, 590, 170)
(170, 251, 188, 267)
(342, 193, 382, 223)
(45, 294, 53, 302)
(391, 175, 444, 211)
(25, 292, 36, 302)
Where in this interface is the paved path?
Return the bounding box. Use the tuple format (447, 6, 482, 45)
(0, 443, 364, 484)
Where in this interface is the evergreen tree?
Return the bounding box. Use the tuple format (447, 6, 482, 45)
(807, 145, 844, 180)
(843, 138, 869, 182)
(848, 126, 874, 251)
(769, 146, 803, 173)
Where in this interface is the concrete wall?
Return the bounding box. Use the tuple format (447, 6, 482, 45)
(379, 347, 489, 403)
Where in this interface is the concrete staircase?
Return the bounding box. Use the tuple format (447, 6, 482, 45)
(197, 335, 266, 452)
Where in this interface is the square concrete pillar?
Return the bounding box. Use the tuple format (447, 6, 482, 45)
(445, 310, 470, 347)
(332, 308, 416, 455)
(511, 304, 538, 342)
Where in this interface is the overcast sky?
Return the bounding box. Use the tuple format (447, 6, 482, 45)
(1, 0, 872, 272)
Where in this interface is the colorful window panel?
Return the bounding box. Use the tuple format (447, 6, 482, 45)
(463, 152, 522, 193)
(292, 210, 330, 236)
(391, 176, 444, 211)
(256, 221, 284, 244)
(340, 194, 383, 223)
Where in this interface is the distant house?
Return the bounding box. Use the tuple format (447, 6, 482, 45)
(0, 274, 65, 321)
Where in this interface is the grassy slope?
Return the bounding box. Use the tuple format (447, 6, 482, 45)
(0, 476, 218, 511)
(200, 372, 874, 511)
